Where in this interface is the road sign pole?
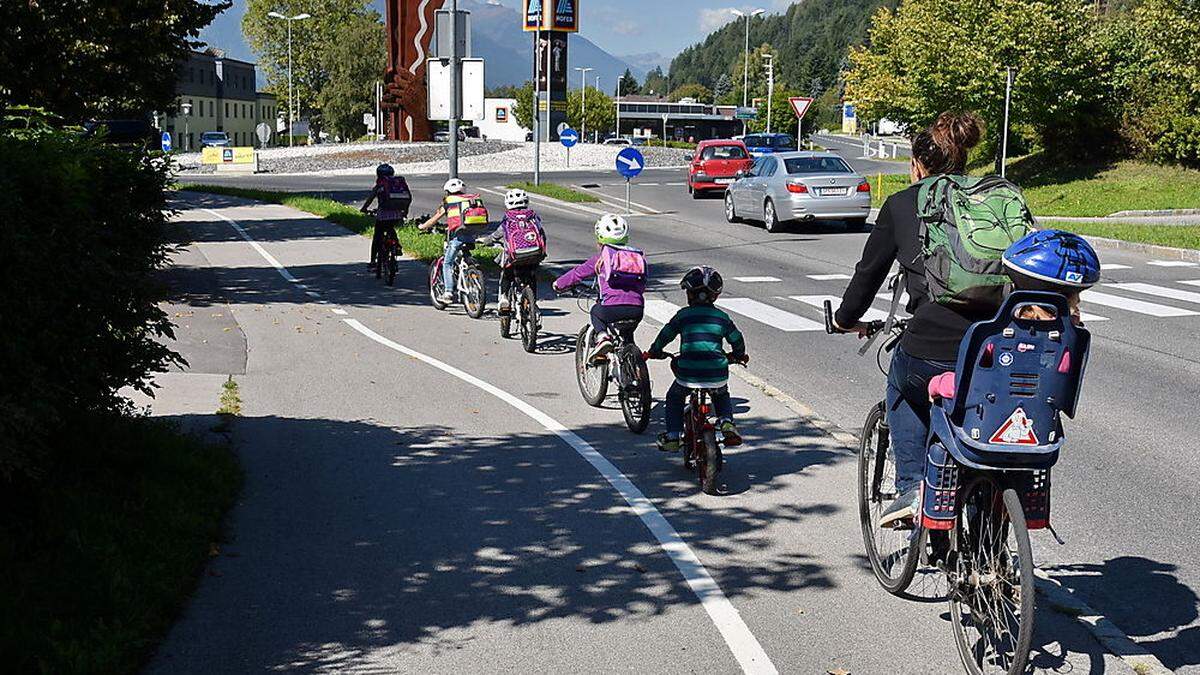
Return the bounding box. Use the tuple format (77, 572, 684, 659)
(448, 0, 460, 178)
(625, 178, 630, 215)
(566, 145, 570, 168)
(533, 30, 541, 186)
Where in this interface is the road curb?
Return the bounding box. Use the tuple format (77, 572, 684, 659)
(1108, 208, 1200, 218)
(1064, 231, 1200, 264)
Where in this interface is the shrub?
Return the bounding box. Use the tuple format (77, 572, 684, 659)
(0, 116, 180, 480)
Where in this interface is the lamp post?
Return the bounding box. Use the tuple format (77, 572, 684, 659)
(595, 74, 601, 142)
(730, 7, 764, 135)
(267, 10, 311, 147)
(616, 73, 626, 141)
(763, 53, 774, 134)
(574, 66, 592, 143)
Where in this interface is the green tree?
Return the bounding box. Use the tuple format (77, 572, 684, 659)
(317, 13, 385, 140)
(567, 86, 614, 138)
(746, 84, 801, 135)
(643, 66, 668, 96)
(0, 0, 229, 120)
(668, 83, 712, 103)
(510, 82, 535, 131)
(242, 0, 374, 132)
(618, 68, 641, 96)
(713, 73, 734, 103)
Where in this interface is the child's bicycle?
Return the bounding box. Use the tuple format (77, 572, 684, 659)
(559, 282, 652, 433)
(363, 211, 401, 286)
(648, 351, 748, 495)
(498, 266, 540, 353)
(826, 291, 1091, 675)
(429, 229, 486, 319)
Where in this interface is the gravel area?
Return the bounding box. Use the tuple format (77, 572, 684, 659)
(177, 141, 690, 176)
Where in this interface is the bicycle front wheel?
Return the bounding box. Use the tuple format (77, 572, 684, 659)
(519, 285, 538, 353)
(463, 266, 486, 319)
(429, 259, 447, 310)
(858, 401, 923, 594)
(619, 347, 651, 433)
(949, 478, 1035, 675)
(575, 326, 608, 406)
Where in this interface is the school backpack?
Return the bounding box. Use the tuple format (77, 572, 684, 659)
(380, 175, 412, 215)
(501, 209, 546, 265)
(445, 193, 489, 231)
(599, 244, 647, 291)
(916, 174, 1035, 310)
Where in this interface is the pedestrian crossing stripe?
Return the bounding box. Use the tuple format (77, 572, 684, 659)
(734, 276, 781, 283)
(1101, 264, 1131, 271)
(1081, 290, 1198, 317)
(716, 298, 824, 332)
(1182, 280, 1200, 288)
(1107, 282, 1200, 306)
(788, 295, 890, 322)
(1147, 260, 1198, 267)
(643, 298, 680, 324)
(807, 273, 851, 281)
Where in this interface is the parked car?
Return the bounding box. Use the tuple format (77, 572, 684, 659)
(742, 132, 796, 157)
(602, 137, 631, 146)
(200, 131, 231, 147)
(631, 137, 648, 146)
(687, 139, 754, 199)
(724, 151, 871, 233)
(433, 129, 467, 142)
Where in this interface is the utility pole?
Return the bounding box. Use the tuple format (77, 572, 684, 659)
(595, 74, 601, 142)
(574, 66, 592, 142)
(533, 29, 541, 185)
(616, 74, 624, 141)
(764, 53, 774, 134)
(448, 0, 460, 177)
(268, 11, 311, 146)
(730, 8, 764, 136)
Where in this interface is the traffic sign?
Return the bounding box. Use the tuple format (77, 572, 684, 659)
(616, 147, 644, 179)
(160, 131, 172, 153)
(735, 106, 758, 120)
(557, 121, 570, 135)
(255, 122, 272, 145)
(559, 128, 578, 148)
(788, 97, 814, 120)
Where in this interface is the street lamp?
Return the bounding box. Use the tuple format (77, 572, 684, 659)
(730, 7, 764, 134)
(763, 53, 774, 134)
(616, 73, 626, 141)
(267, 10, 312, 147)
(574, 66, 593, 143)
(180, 102, 192, 152)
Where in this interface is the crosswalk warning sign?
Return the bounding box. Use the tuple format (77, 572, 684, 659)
(989, 407, 1040, 445)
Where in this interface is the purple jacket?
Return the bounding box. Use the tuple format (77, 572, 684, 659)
(553, 249, 645, 307)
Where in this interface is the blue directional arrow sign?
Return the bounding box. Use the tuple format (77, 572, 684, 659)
(160, 131, 172, 153)
(559, 128, 578, 148)
(615, 147, 644, 179)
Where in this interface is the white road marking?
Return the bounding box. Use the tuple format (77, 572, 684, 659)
(807, 273, 851, 281)
(1108, 282, 1200, 306)
(1100, 264, 1131, 271)
(875, 290, 911, 305)
(1076, 311, 1110, 323)
(305, 291, 321, 298)
(1181, 280, 1200, 288)
(643, 298, 682, 324)
(788, 295, 888, 322)
(1147, 260, 1198, 267)
(733, 276, 781, 283)
(716, 298, 824, 332)
(331, 308, 348, 315)
(212, 206, 778, 675)
(1080, 290, 1198, 317)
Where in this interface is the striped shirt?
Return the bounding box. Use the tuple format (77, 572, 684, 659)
(649, 304, 746, 388)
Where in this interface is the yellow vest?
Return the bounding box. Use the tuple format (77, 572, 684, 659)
(444, 193, 487, 231)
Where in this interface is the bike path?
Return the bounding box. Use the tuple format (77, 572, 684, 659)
(148, 193, 1124, 673)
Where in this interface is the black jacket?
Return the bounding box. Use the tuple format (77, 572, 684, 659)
(835, 183, 991, 363)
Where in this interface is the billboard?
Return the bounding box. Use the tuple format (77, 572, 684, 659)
(523, 0, 578, 32)
(523, 0, 544, 31)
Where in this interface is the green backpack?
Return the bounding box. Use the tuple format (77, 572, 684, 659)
(916, 174, 1034, 309)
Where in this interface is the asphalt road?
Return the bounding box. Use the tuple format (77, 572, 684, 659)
(159, 147, 1200, 672)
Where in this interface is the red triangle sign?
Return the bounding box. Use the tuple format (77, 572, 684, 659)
(789, 97, 814, 120)
(989, 407, 1040, 446)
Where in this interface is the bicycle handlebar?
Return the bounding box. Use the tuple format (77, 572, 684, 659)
(822, 298, 903, 338)
(645, 351, 749, 367)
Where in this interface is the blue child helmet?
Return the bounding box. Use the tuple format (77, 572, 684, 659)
(1002, 230, 1101, 290)
(376, 163, 395, 178)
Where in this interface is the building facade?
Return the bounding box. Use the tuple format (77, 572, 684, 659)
(160, 50, 279, 151)
(475, 98, 530, 142)
(614, 95, 743, 142)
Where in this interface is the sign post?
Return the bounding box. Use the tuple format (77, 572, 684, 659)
(559, 126, 578, 167)
(788, 96, 814, 148)
(615, 146, 644, 215)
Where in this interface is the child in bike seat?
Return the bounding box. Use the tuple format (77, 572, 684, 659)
(552, 214, 646, 363)
(477, 188, 547, 313)
(646, 266, 748, 452)
(927, 229, 1101, 402)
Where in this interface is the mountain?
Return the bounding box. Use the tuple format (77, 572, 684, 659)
(620, 52, 669, 77)
(197, 0, 639, 91)
(669, 0, 900, 97)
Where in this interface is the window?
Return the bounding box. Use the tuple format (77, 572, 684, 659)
(761, 157, 778, 177)
(772, 134, 795, 149)
(701, 144, 748, 160)
(784, 156, 853, 174)
(225, 102, 229, 118)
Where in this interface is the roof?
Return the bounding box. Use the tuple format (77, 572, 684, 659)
(696, 138, 747, 147)
(770, 150, 841, 159)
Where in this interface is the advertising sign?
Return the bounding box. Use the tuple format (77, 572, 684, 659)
(548, 0, 578, 32)
(523, 0, 545, 31)
(201, 147, 255, 164)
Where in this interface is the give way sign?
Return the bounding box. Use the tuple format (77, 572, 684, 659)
(789, 96, 814, 120)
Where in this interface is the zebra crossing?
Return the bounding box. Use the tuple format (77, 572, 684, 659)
(640, 276, 1200, 333)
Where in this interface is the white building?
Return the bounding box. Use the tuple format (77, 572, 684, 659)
(475, 98, 529, 142)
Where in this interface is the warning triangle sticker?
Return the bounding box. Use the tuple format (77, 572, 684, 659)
(989, 407, 1039, 446)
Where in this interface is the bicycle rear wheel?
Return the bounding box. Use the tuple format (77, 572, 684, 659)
(385, 244, 398, 286)
(575, 326, 609, 406)
(429, 259, 447, 310)
(463, 266, 486, 319)
(619, 347, 651, 433)
(949, 478, 1035, 675)
(699, 428, 722, 495)
(519, 285, 538, 353)
(858, 401, 923, 594)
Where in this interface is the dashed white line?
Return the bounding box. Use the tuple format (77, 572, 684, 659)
(305, 291, 321, 298)
(807, 273, 851, 281)
(733, 276, 781, 283)
(1147, 260, 1198, 268)
(1181, 280, 1200, 288)
(1100, 264, 1131, 271)
(331, 308, 348, 315)
(716, 298, 824, 332)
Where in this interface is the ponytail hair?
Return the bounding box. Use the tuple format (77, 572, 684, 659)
(911, 111, 983, 175)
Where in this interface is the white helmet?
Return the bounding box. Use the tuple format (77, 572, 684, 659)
(443, 177, 465, 194)
(504, 188, 529, 210)
(594, 213, 629, 245)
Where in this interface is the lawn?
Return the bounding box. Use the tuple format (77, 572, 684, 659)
(177, 184, 500, 264)
(507, 181, 599, 203)
(1042, 220, 1200, 251)
(0, 417, 241, 673)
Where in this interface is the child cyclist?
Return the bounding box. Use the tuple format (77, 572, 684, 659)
(359, 163, 411, 270)
(552, 214, 646, 363)
(645, 266, 749, 451)
(476, 188, 547, 312)
(418, 177, 489, 304)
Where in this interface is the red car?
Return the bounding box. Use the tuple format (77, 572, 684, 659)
(687, 139, 754, 199)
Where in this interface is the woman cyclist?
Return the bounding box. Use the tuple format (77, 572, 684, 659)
(831, 111, 989, 528)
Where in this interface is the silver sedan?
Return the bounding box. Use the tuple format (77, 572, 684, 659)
(724, 151, 873, 232)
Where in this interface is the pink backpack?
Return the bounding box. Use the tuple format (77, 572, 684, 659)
(599, 244, 646, 290)
(502, 209, 546, 265)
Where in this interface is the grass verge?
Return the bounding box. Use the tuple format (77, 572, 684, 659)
(507, 181, 600, 204)
(0, 416, 242, 673)
(1043, 220, 1200, 250)
(177, 183, 500, 264)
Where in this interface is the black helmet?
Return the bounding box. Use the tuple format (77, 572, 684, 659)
(681, 266, 723, 304)
(376, 163, 395, 178)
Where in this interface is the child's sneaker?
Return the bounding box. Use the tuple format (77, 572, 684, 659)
(590, 333, 613, 364)
(656, 432, 681, 453)
(498, 295, 512, 313)
(438, 292, 455, 304)
(718, 419, 742, 446)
